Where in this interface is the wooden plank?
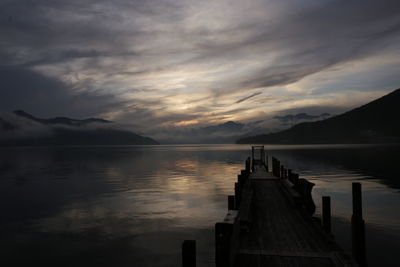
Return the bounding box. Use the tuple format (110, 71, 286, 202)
(232, 165, 356, 267)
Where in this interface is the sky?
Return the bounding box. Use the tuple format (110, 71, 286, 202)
(1, 0, 400, 137)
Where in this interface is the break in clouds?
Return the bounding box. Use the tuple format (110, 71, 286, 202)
(1, 0, 400, 139)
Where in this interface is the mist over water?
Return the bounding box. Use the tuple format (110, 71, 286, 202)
(0, 144, 399, 266)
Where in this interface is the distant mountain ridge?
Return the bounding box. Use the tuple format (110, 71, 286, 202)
(14, 110, 111, 126)
(165, 121, 246, 144)
(202, 121, 244, 133)
(0, 111, 158, 146)
(237, 89, 400, 144)
(156, 113, 334, 144)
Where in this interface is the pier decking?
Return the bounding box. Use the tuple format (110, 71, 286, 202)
(234, 165, 353, 266)
(214, 146, 360, 267)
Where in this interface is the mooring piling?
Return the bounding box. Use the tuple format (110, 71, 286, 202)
(245, 157, 250, 173)
(352, 182, 367, 267)
(322, 196, 331, 234)
(228, 195, 235, 210)
(234, 182, 241, 209)
(182, 240, 196, 267)
(293, 173, 299, 185)
(272, 157, 281, 177)
(215, 221, 236, 267)
(237, 174, 245, 187)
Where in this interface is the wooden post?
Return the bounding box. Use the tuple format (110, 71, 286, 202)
(352, 183, 362, 217)
(273, 158, 275, 175)
(215, 222, 233, 267)
(271, 157, 274, 175)
(351, 182, 367, 267)
(240, 170, 248, 179)
(251, 147, 254, 172)
(280, 166, 284, 178)
(265, 155, 268, 171)
(288, 169, 292, 182)
(293, 173, 299, 185)
(261, 148, 265, 164)
(235, 183, 241, 208)
(182, 240, 196, 267)
(274, 158, 278, 176)
(322, 196, 331, 234)
(277, 160, 281, 177)
(271, 157, 274, 176)
(238, 174, 245, 187)
(274, 159, 280, 177)
(228, 195, 235, 210)
(245, 158, 250, 173)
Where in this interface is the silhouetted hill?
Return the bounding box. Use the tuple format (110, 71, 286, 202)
(237, 89, 400, 144)
(0, 111, 158, 146)
(173, 121, 245, 144)
(202, 121, 244, 134)
(156, 113, 334, 144)
(14, 110, 111, 126)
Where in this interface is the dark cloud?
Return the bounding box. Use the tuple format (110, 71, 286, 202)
(20, 50, 140, 68)
(0, 1, 181, 57)
(0, 65, 126, 118)
(190, 0, 400, 94)
(0, 65, 69, 115)
(0, 0, 400, 140)
(239, 65, 325, 90)
(236, 92, 261, 103)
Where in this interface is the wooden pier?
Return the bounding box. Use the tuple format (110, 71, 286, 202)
(213, 146, 363, 267)
(182, 146, 366, 267)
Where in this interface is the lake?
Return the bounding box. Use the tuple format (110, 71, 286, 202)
(0, 144, 399, 266)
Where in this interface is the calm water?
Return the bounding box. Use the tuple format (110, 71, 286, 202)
(0, 144, 399, 266)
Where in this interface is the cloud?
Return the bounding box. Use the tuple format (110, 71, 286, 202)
(1, 0, 400, 139)
(0, 65, 128, 118)
(236, 92, 262, 103)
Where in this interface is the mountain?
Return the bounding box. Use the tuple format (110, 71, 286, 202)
(237, 89, 400, 144)
(155, 113, 334, 144)
(0, 111, 158, 146)
(14, 110, 111, 126)
(202, 121, 244, 134)
(160, 121, 246, 144)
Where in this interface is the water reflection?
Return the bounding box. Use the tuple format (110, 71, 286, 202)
(0, 144, 399, 266)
